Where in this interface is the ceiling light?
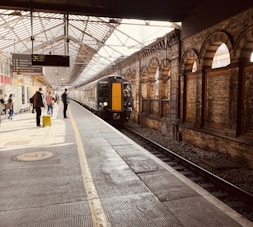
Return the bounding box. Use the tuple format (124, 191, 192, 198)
(9, 11, 22, 16)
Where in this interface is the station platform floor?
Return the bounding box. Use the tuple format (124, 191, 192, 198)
(0, 101, 252, 227)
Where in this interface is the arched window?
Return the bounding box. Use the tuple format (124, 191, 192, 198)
(212, 43, 230, 69)
(155, 67, 159, 97)
(192, 61, 197, 72)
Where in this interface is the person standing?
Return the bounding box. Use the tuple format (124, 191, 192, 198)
(6, 94, 14, 120)
(3, 94, 8, 115)
(46, 90, 54, 116)
(33, 87, 45, 126)
(61, 88, 69, 118)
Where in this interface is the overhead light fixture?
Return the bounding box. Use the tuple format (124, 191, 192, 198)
(109, 18, 119, 24)
(145, 20, 150, 25)
(9, 10, 22, 16)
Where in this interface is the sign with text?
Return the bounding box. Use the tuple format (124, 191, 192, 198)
(31, 54, 70, 67)
(12, 54, 43, 73)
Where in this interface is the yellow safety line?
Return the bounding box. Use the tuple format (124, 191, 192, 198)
(69, 108, 110, 227)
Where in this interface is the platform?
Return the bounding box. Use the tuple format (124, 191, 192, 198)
(0, 101, 251, 227)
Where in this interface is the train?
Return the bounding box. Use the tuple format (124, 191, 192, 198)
(69, 75, 133, 123)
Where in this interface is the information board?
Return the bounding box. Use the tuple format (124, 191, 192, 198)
(31, 54, 70, 67)
(12, 54, 43, 73)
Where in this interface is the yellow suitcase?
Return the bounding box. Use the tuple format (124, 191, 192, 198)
(42, 115, 52, 127)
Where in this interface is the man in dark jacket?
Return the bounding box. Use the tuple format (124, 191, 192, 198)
(33, 87, 45, 126)
(61, 88, 69, 118)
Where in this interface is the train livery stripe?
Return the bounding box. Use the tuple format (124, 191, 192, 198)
(111, 82, 121, 111)
(69, 107, 111, 227)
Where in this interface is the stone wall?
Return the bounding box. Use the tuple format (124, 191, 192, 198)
(94, 8, 253, 167)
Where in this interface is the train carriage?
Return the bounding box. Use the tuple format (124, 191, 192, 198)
(71, 75, 133, 123)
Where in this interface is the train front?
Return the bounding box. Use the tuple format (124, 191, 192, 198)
(97, 76, 133, 123)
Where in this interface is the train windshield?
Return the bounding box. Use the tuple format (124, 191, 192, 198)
(123, 83, 132, 97)
(98, 84, 109, 97)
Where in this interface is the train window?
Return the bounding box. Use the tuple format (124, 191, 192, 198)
(98, 84, 109, 97)
(123, 84, 132, 97)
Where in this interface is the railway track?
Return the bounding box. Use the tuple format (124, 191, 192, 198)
(120, 126, 253, 222)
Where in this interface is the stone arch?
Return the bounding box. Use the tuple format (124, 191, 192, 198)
(234, 26, 253, 136)
(140, 66, 148, 98)
(180, 49, 199, 125)
(148, 57, 160, 98)
(234, 25, 253, 63)
(200, 31, 233, 69)
(200, 31, 233, 131)
(140, 66, 148, 81)
(161, 58, 171, 78)
(148, 57, 160, 79)
(160, 58, 171, 99)
(131, 69, 136, 81)
(180, 48, 199, 74)
(125, 69, 132, 80)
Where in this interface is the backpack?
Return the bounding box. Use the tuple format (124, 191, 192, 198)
(29, 96, 34, 103)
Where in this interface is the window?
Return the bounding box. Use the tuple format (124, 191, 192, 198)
(192, 61, 197, 72)
(212, 43, 230, 69)
(250, 52, 253, 62)
(123, 83, 132, 97)
(98, 84, 109, 97)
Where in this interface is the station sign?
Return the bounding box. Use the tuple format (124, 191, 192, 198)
(31, 54, 70, 67)
(12, 54, 43, 73)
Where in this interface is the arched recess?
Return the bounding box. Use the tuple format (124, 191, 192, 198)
(160, 58, 171, 118)
(131, 69, 136, 81)
(148, 57, 160, 116)
(160, 59, 171, 99)
(180, 49, 199, 125)
(125, 69, 132, 81)
(148, 57, 159, 98)
(234, 26, 253, 137)
(130, 69, 137, 105)
(200, 31, 233, 69)
(200, 31, 233, 131)
(140, 66, 148, 114)
(125, 69, 138, 113)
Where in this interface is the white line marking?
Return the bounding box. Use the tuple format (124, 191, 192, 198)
(69, 108, 110, 227)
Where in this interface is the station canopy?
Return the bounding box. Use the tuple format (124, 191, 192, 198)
(0, 9, 179, 87)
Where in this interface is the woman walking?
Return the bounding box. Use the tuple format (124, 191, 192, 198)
(6, 94, 14, 120)
(46, 90, 54, 116)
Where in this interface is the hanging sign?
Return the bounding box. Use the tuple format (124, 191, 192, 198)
(31, 54, 70, 67)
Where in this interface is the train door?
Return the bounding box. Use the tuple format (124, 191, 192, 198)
(111, 82, 122, 111)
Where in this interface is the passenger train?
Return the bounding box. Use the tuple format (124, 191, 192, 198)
(69, 75, 133, 123)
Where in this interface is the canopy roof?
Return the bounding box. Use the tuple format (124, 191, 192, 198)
(0, 0, 203, 22)
(0, 9, 177, 86)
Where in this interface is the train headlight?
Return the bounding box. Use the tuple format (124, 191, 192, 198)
(99, 102, 108, 107)
(124, 102, 132, 107)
